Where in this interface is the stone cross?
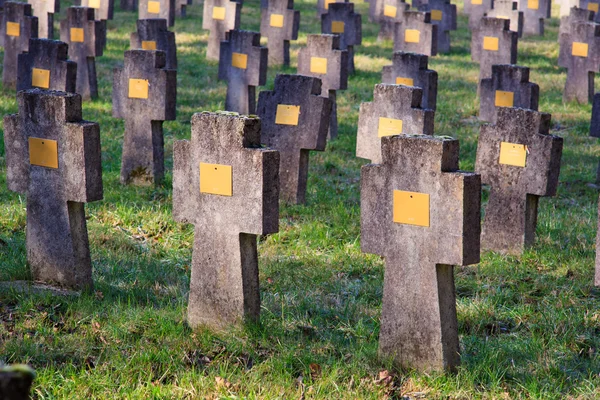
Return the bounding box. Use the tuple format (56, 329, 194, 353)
(393, 11, 437, 56)
(17, 38, 77, 92)
(418, 0, 457, 53)
(177, 0, 192, 17)
(297, 34, 348, 139)
(317, 0, 346, 16)
(361, 134, 481, 372)
(131, 18, 177, 69)
(257, 74, 332, 204)
(2, 2, 38, 89)
(382, 51, 438, 110)
(60, 7, 105, 100)
(139, 0, 175, 27)
(471, 17, 518, 84)
(259, 0, 299, 66)
(370, 0, 409, 41)
(466, 0, 494, 29)
(518, 0, 550, 35)
(80, 0, 114, 21)
(580, 0, 600, 22)
(112, 50, 176, 185)
(218, 29, 267, 115)
(356, 84, 434, 164)
(202, 0, 241, 60)
(558, 18, 600, 102)
(27, 0, 57, 38)
(486, 0, 523, 37)
(4, 89, 103, 290)
(172, 112, 280, 329)
(475, 107, 562, 254)
(559, 6, 594, 39)
(479, 64, 539, 122)
(321, 2, 362, 74)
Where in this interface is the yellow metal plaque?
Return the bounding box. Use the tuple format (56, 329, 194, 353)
(405, 29, 420, 43)
(588, 2, 599, 12)
(88, 0, 101, 8)
(29, 138, 58, 169)
(212, 6, 225, 19)
(378, 117, 403, 137)
(572, 42, 588, 57)
(395, 77, 414, 86)
(495, 90, 514, 107)
(275, 105, 300, 126)
(331, 21, 345, 33)
(200, 163, 233, 196)
(324, 0, 334, 9)
(148, 0, 160, 13)
(310, 57, 328, 74)
(142, 40, 157, 50)
(6, 22, 20, 37)
(527, 0, 539, 9)
(128, 79, 149, 99)
(270, 13, 284, 27)
(70, 27, 84, 42)
(499, 142, 527, 167)
(393, 190, 430, 227)
(483, 36, 499, 51)
(431, 9, 443, 20)
(471, 0, 483, 4)
(496, 14, 509, 19)
(384, 5, 397, 17)
(232, 52, 248, 69)
(32, 68, 50, 89)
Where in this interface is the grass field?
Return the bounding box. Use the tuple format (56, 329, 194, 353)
(1, 0, 600, 398)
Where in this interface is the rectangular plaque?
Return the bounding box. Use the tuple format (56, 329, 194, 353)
(6, 22, 20, 37)
(29, 138, 58, 169)
(495, 90, 514, 107)
(483, 36, 499, 51)
(212, 6, 225, 19)
(383, 5, 397, 17)
(148, 0, 160, 13)
(275, 105, 301, 126)
(310, 57, 327, 74)
(572, 42, 588, 57)
(431, 9, 443, 20)
(331, 21, 345, 33)
(70, 27, 84, 42)
(200, 163, 233, 196)
(128, 79, 149, 99)
(471, 0, 482, 4)
(588, 2, 599, 12)
(142, 40, 157, 50)
(378, 117, 403, 137)
(232, 52, 248, 69)
(527, 0, 539, 9)
(395, 77, 414, 86)
(32, 68, 50, 89)
(393, 190, 430, 227)
(405, 29, 420, 43)
(270, 14, 284, 27)
(499, 142, 527, 167)
(88, 0, 101, 8)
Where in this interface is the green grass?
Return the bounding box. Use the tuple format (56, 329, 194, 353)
(1, 0, 600, 398)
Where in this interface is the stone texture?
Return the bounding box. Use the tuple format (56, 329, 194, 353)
(479, 64, 538, 122)
(257, 73, 332, 204)
(4, 89, 103, 290)
(172, 112, 280, 329)
(317, 0, 346, 16)
(28, 0, 57, 38)
(139, 0, 175, 26)
(393, 11, 437, 56)
(471, 17, 518, 84)
(60, 7, 104, 100)
(361, 134, 481, 372)
(370, 0, 408, 41)
(297, 34, 348, 139)
(475, 107, 562, 255)
(260, 0, 299, 67)
(321, 2, 361, 74)
(0, 365, 36, 400)
(559, 6, 593, 39)
(465, 0, 494, 29)
(518, 0, 550, 35)
(17, 38, 76, 92)
(356, 84, 434, 163)
(2, 2, 38, 90)
(382, 51, 438, 110)
(131, 18, 177, 69)
(418, 0, 456, 53)
(486, 0, 523, 37)
(203, 0, 241, 60)
(81, 0, 114, 20)
(113, 50, 176, 185)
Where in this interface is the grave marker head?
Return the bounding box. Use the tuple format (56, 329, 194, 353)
(139, 0, 175, 27)
(2, 2, 38, 90)
(321, 2, 362, 74)
(81, 0, 114, 21)
(17, 38, 77, 93)
(131, 18, 177, 69)
(202, 0, 241, 60)
(370, 0, 409, 41)
(471, 17, 518, 84)
(418, 0, 457, 53)
(518, 0, 550, 35)
(382, 51, 438, 110)
(559, 6, 594, 39)
(486, 0, 523, 37)
(27, 0, 57, 38)
(466, 0, 494, 29)
(317, 0, 347, 16)
(393, 11, 438, 56)
(259, 0, 300, 66)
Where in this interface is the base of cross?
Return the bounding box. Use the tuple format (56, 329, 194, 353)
(0, 281, 81, 297)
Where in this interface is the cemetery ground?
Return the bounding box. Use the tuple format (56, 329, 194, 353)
(0, 0, 600, 398)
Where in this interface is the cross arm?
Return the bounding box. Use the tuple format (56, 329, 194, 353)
(111, 66, 126, 119)
(360, 163, 388, 257)
(525, 133, 563, 196)
(3, 114, 29, 194)
(287, 9, 300, 40)
(249, 47, 269, 87)
(64, 121, 103, 203)
(300, 95, 332, 151)
(172, 139, 197, 224)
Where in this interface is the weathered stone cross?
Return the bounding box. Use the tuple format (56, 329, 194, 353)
(382, 51, 438, 110)
(487, 0, 523, 37)
(131, 18, 177, 69)
(80, 0, 114, 21)
(471, 17, 518, 84)
(393, 11, 437, 56)
(321, 2, 362, 74)
(2, 2, 38, 89)
(260, 0, 299, 66)
(17, 38, 77, 92)
(203, 0, 241, 60)
(418, 0, 457, 53)
(518, 0, 551, 35)
(139, 0, 175, 27)
(27, 0, 58, 38)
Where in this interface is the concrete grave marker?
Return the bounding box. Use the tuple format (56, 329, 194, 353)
(370, 0, 409, 41)
(479, 64, 538, 122)
(60, 7, 104, 100)
(203, 0, 241, 60)
(297, 34, 348, 139)
(173, 112, 280, 329)
(218, 29, 267, 115)
(317, 0, 346, 16)
(518, 0, 550, 35)
(257, 74, 332, 204)
(321, 2, 362, 74)
(4, 89, 103, 290)
(27, 0, 57, 38)
(486, 0, 523, 37)
(361, 134, 481, 372)
(471, 17, 518, 84)
(393, 11, 438, 56)
(260, 0, 299, 66)
(81, 0, 114, 20)
(382, 51, 438, 110)
(475, 107, 562, 254)
(139, 0, 175, 27)
(418, 0, 457, 53)
(2, 2, 38, 89)
(580, 0, 600, 21)
(356, 84, 434, 163)
(113, 50, 176, 185)
(17, 38, 77, 92)
(559, 6, 593, 39)
(131, 18, 177, 69)
(466, 0, 494, 29)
